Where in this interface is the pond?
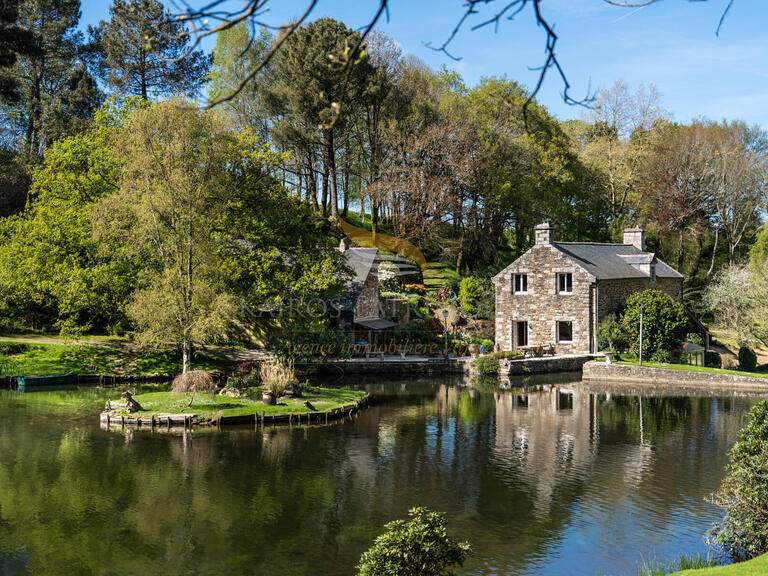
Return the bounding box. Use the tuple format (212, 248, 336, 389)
(0, 374, 759, 576)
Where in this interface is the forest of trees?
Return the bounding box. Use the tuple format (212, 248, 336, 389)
(0, 0, 767, 349)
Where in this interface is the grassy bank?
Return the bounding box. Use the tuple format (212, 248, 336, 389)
(116, 387, 366, 417)
(0, 339, 223, 376)
(670, 554, 768, 575)
(613, 356, 768, 380)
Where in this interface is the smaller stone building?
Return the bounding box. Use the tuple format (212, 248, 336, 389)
(492, 223, 683, 354)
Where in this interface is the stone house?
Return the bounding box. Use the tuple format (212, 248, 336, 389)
(332, 242, 395, 332)
(492, 222, 684, 354)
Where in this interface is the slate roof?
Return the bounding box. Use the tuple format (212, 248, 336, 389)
(552, 242, 683, 280)
(337, 248, 378, 312)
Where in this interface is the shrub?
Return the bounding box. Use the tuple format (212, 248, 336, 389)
(710, 399, 768, 561)
(0, 343, 30, 355)
(622, 290, 688, 361)
(259, 360, 292, 398)
(705, 351, 722, 369)
(404, 283, 427, 295)
(378, 261, 401, 292)
(597, 314, 629, 352)
(650, 349, 672, 364)
(171, 370, 216, 407)
(458, 277, 482, 316)
(472, 355, 499, 375)
(492, 350, 521, 360)
(738, 346, 758, 371)
(357, 507, 471, 576)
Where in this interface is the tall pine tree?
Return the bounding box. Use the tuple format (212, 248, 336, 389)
(89, 0, 210, 100)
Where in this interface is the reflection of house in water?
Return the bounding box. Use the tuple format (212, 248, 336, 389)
(492, 384, 599, 517)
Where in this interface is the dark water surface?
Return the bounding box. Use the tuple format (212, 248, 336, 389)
(0, 374, 759, 576)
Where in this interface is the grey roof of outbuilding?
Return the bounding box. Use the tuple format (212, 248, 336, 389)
(337, 248, 378, 311)
(553, 242, 684, 280)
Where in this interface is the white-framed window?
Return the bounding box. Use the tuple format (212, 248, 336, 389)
(513, 273, 528, 294)
(557, 321, 573, 343)
(557, 272, 573, 294)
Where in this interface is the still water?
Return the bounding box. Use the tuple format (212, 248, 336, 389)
(0, 374, 759, 576)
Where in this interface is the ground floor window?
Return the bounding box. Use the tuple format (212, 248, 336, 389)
(557, 321, 573, 343)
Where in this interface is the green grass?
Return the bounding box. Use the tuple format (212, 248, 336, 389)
(0, 342, 223, 376)
(423, 262, 462, 292)
(122, 387, 365, 417)
(613, 356, 768, 379)
(670, 554, 768, 575)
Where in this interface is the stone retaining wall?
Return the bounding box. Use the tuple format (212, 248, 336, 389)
(582, 361, 768, 393)
(295, 359, 471, 377)
(501, 354, 599, 376)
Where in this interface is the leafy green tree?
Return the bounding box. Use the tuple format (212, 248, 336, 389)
(597, 313, 628, 352)
(710, 399, 768, 561)
(98, 100, 346, 371)
(357, 507, 471, 576)
(0, 97, 145, 334)
(88, 0, 210, 99)
(622, 290, 688, 360)
(208, 21, 271, 137)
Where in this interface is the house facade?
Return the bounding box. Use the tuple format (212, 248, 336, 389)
(492, 222, 684, 354)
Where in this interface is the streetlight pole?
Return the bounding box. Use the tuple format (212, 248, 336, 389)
(443, 309, 449, 359)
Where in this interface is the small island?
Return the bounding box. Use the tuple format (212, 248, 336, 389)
(101, 364, 369, 429)
(102, 386, 369, 429)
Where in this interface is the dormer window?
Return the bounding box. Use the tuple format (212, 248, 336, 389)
(513, 274, 528, 294)
(557, 273, 572, 294)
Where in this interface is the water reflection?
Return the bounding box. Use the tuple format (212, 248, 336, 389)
(0, 378, 759, 576)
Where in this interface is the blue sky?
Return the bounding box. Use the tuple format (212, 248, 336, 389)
(79, 0, 768, 127)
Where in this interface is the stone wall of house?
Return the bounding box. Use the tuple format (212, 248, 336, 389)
(494, 244, 596, 354)
(354, 272, 380, 320)
(597, 277, 683, 321)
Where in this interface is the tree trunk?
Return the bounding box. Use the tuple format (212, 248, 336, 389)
(321, 162, 329, 218)
(706, 226, 720, 281)
(325, 130, 339, 220)
(182, 340, 191, 374)
(342, 155, 349, 219)
(677, 227, 685, 273)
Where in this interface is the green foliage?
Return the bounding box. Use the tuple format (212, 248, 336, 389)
(0, 98, 146, 334)
(650, 349, 672, 364)
(738, 347, 757, 372)
(89, 0, 209, 99)
(597, 314, 629, 352)
(749, 225, 768, 272)
(710, 399, 768, 561)
(458, 276, 492, 318)
(378, 261, 401, 292)
(357, 507, 471, 576)
(472, 355, 499, 375)
(622, 290, 688, 360)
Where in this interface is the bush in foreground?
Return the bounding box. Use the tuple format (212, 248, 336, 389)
(357, 507, 470, 576)
(710, 399, 768, 561)
(622, 290, 688, 361)
(472, 355, 499, 375)
(738, 347, 758, 372)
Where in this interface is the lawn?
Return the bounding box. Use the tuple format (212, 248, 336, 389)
(613, 356, 768, 380)
(0, 340, 223, 376)
(671, 554, 768, 575)
(120, 387, 366, 417)
(423, 262, 462, 293)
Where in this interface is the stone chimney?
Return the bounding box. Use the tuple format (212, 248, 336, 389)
(623, 227, 645, 251)
(535, 221, 554, 245)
